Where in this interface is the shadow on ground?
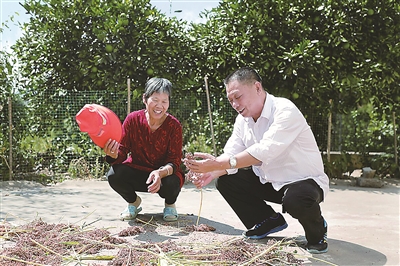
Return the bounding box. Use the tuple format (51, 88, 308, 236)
(124, 212, 243, 243)
(256, 236, 388, 266)
(313, 238, 387, 266)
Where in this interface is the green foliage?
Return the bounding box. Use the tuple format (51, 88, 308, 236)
(323, 153, 352, 179)
(183, 134, 213, 155)
(0, 51, 12, 173)
(182, 109, 233, 156)
(14, 0, 193, 93)
(340, 104, 395, 154)
(331, 103, 399, 177)
(20, 134, 53, 153)
(0, 52, 13, 96)
(67, 156, 106, 179)
(189, 0, 399, 144)
(370, 153, 399, 178)
(3, 0, 399, 179)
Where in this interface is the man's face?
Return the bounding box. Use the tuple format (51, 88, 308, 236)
(226, 80, 263, 119)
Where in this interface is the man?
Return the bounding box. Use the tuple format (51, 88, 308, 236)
(184, 67, 329, 254)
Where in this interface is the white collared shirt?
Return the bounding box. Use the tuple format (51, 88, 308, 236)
(224, 93, 329, 199)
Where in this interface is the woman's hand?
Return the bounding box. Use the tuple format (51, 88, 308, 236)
(146, 170, 162, 193)
(104, 139, 119, 159)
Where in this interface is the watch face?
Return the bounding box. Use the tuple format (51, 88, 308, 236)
(230, 156, 236, 168)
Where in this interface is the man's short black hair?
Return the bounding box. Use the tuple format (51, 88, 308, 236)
(224, 67, 262, 86)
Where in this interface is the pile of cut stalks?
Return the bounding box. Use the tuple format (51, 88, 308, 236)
(0, 218, 308, 266)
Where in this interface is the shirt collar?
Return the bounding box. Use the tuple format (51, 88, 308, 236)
(260, 92, 272, 119)
(243, 92, 271, 123)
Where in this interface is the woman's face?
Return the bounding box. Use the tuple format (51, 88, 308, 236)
(143, 92, 170, 120)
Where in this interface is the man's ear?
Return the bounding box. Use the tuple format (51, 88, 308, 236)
(255, 81, 263, 93)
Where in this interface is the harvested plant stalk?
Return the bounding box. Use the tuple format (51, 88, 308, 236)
(184, 152, 204, 226)
(0, 219, 125, 265)
(0, 220, 305, 265)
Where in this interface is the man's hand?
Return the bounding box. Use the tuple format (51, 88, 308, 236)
(191, 171, 221, 189)
(183, 152, 224, 173)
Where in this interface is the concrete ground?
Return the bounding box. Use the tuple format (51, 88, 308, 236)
(1, 178, 399, 265)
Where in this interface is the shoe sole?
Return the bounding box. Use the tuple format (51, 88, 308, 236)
(306, 247, 328, 254)
(163, 216, 178, 222)
(120, 207, 142, 221)
(243, 223, 288, 240)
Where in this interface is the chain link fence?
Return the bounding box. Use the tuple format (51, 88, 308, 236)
(0, 85, 234, 181)
(0, 86, 398, 181)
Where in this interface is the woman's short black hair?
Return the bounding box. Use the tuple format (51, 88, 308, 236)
(143, 77, 172, 101)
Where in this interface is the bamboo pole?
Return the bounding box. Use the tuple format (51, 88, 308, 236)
(327, 99, 332, 163)
(127, 78, 131, 115)
(393, 111, 398, 166)
(204, 76, 217, 156)
(8, 97, 13, 180)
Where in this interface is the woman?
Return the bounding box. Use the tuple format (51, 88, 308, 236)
(104, 77, 184, 222)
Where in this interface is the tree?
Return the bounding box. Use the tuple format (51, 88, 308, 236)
(188, 0, 399, 151)
(14, 0, 193, 95)
(11, 0, 199, 175)
(6, 0, 400, 178)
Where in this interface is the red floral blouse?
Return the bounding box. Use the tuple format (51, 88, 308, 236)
(107, 109, 184, 187)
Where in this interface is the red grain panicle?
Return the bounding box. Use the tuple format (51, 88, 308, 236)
(0, 222, 15, 239)
(118, 226, 145, 237)
(184, 152, 202, 182)
(109, 238, 304, 265)
(0, 219, 126, 265)
(184, 224, 216, 232)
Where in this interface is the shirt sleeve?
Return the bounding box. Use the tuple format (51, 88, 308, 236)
(223, 116, 246, 155)
(105, 112, 133, 165)
(222, 115, 246, 174)
(165, 120, 183, 173)
(246, 103, 308, 165)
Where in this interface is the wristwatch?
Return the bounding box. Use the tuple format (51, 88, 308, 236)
(229, 156, 237, 169)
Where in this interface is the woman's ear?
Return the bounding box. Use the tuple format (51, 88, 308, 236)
(142, 94, 146, 105)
